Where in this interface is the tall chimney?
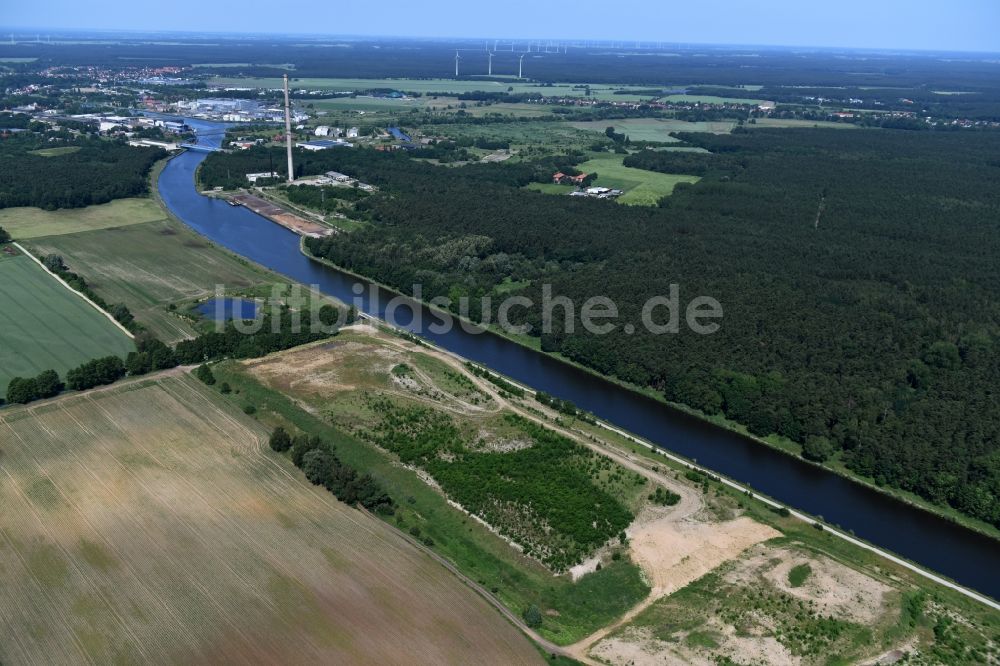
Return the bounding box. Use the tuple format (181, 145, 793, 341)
(283, 74, 294, 183)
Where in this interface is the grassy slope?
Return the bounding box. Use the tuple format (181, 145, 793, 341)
(0, 197, 167, 240)
(0, 251, 134, 393)
(0, 374, 543, 664)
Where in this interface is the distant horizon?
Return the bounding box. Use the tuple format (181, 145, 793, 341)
(1, 28, 999, 58)
(3, 0, 998, 54)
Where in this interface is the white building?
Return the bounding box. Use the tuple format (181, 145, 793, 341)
(346, 127, 360, 138)
(128, 139, 179, 150)
(245, 172, 279, 183)
(314, 126, 331, 137)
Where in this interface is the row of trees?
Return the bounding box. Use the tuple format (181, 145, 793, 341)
(2, 303, 354, 407)
(269, 427, 393, 512)
(42, 254, 138, 331)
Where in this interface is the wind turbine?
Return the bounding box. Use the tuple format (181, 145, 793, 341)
(454, 50, 461, 77)
(518, 53, 525, 79)
(488, 50, 494, 76)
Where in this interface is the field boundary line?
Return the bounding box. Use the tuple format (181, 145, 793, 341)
(13, 241, 135, 339)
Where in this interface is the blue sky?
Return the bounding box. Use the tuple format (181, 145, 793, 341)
(4, 0, 999, 53)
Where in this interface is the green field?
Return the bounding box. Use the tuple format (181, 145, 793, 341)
(571, 118, 735, 142)
(0, 251, 134, 393)
(576, 155, 701, 205)
(0, 197, 167, 240)
(24, 218, 284, 342)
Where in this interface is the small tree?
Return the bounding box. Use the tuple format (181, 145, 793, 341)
(34, 370, 63, 399)
(195, 364, 216, 385)
(523, 605, 543, 629)
(269, 426, 292, 452)
(0, 226, 10, 244)
(6, 377, 39, 404)
(42, 254, 66, 273)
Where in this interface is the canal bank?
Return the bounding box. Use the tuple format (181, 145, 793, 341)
(156, 117, 1000, 602)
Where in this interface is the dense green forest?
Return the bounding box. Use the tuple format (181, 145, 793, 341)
(0, 131, 164, 209)
(205, 128, 1000, 528)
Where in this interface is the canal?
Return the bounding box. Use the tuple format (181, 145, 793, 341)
(157, 118, 1000, 600)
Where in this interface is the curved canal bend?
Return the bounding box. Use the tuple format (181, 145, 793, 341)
(158, 118, 999, 601)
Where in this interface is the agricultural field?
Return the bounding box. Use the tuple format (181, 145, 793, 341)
(0, 374, 543, 665)
(0, 249, 134, 394)
(0, 198, 167, 240)
(24, 218, 283, 342)
(571, 118, 736, 141)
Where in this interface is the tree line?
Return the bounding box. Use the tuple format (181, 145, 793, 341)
(269, 427, 393, 513)
(3, 305, 354, 407)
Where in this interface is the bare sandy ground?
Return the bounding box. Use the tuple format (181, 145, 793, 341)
(726, 544, 893, 624)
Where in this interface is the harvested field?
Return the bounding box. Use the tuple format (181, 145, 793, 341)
(0, 250, 134, 394)
(0, 375, 542, 665)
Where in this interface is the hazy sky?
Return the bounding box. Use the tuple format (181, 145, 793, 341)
(4, 0, 999, 53)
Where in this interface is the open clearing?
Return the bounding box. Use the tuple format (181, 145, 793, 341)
(24, 218, 281, 342)
(752, 118, 862, 129)
(0, 198, 167, 240)
(587, 536, 998, 666)
(0, 250, 134, 394)
(0, 374, 542, 665)
(576, 155, 701, 205)
(571, 118, 736, 142)
(661, 93, 768, 105)
(28, 146, 82, 158)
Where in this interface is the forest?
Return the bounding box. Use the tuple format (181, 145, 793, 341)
(0, 131, 164, 209)
(209, 128, 1000, 529)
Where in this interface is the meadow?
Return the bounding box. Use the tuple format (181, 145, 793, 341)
(0, 374, 542, 664)
(0, 197, 166, 240)
(0, 250, 134, 394)
(25, 218, 282, 342)
(576, 154, 701, 205)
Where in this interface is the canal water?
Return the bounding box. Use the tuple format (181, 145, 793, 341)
(158, 118, 1000, 600)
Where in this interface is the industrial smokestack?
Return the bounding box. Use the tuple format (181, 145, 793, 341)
(283, 74, 294, 183)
